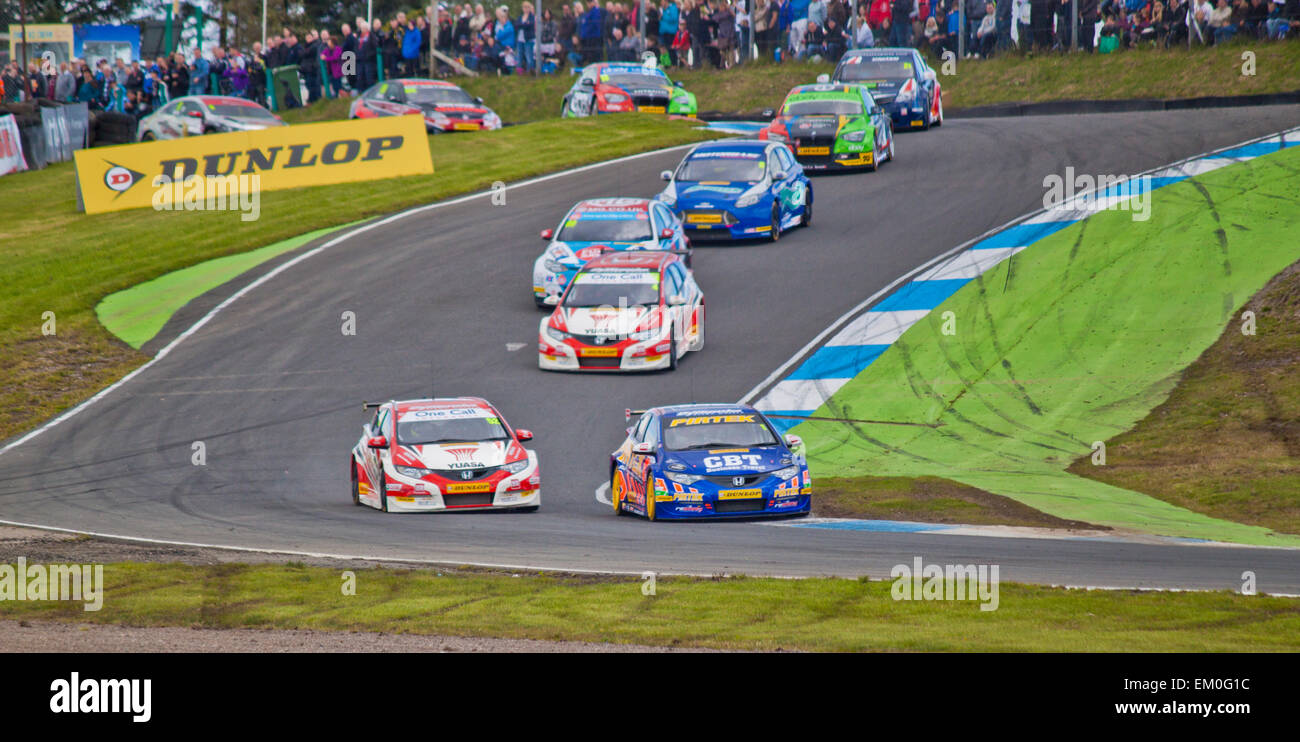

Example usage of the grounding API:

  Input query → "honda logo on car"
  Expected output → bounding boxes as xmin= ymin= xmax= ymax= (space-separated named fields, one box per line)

xmin=73 ymin=115 xmax=433 ymax=215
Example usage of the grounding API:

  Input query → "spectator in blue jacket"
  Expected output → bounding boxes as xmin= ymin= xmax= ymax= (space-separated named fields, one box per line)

xmin=402 ymin=18 xmax=423 ymax=76
xmin=659 ymin=0 xmax=680 ymax=55
xmin=188 ymin=47 xmax=209 ymax=94
xmin=495 ymin=6 xmax=517 ymax=71
xmin=579 ymin=2 xmax=606 ymax=62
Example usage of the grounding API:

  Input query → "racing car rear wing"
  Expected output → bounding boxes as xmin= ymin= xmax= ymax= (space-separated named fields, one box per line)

xmin=625 ymin=408 xmax=648 ymax=422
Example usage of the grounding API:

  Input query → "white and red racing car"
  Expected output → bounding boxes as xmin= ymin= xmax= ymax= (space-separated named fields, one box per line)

xmin=350 ymin=397 xmax=539 ymax=512
xmin=538 ymin=251 xmax=704 ymax=372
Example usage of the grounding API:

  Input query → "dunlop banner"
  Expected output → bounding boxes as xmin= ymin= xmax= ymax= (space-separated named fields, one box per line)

xmin=73 ymin=115 xmax=432 ymax=215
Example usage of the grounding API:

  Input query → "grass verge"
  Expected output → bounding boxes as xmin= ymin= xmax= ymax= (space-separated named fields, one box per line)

xmin=1069 ymin=261 xmax=1300 ymax=535
xmin=791 ymin=141 xmax=1300 ymax=545
xmin=279 ymin=42 xmax=1300 ymax=125
xmin=1 ymin=561 xmax=1296 ymax=651
xmin=0 ymin=115 xmax=716 ymax=441
xmin=813 ymin=475 xmax=1101 ymax=529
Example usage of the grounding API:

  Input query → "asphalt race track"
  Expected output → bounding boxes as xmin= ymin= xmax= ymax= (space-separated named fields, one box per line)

xmin=4 ymin=106 xmax=1300 ymax=592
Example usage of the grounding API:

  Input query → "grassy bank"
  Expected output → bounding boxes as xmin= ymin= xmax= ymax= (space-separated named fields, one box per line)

xmin=1069 ymin=261 xmax=1300 ymax=535
xmin=791 ymin=140 xmax=1300 ymax=545
xmin=280 ymin=41 xmax=1300 ymax=125
xmin=1 ymin=561 xmax=1296 ymax=651
xmin=814 ymin=475 xmax=1100 ymax=528
xmin=0 ymin=116 xmax=715 ymax=441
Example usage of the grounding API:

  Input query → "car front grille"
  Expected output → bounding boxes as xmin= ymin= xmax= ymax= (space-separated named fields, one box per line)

xmin=442 ymin=492 xmax=495 ymax=507
xmin=432 ymin=465 xmax=500 ymax=480
xmin=683 ymin=210 xmax=737 ymax=227
xmin=704 ymin=474 xmax=766 ymax=487
xmin=577 ymin=356 xmax=623 ymax=369
xmin=714 ymin=497 xmax=767 ymax=514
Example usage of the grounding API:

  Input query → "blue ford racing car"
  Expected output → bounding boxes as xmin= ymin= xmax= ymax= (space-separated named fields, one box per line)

xmin=531 ymin=197 xmax=691 ymax=308
xmin=657 ymin=140 xmax=813 ymax=242
xmin=609 ymin=404 xmax=811 ymax=520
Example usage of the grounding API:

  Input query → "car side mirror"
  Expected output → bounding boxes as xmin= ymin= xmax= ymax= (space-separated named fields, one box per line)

xmin=540 ymin=228 xmax=554 ymax=240
xmin=543 ymin=294 xmax=560 ymax=306
xmin=673 ymin=80 xmax=684 ymax=88
xmin=924 ymin=69 xmax=937 ymax=82
xmin=771 ymin=170 xmax=787 ymax=181
xmin=367 ymin=435 xmax=389 ymax=449
xmin=659 ymin=227 xmax=674 ymax=239
xmin=784 ymin=434 xmax=803 ymax=449
xmin=816 ymin=73 xmax=830 ymax=83
xmin=667 ymin=294 xmax=687 ymax=306
xmin=760 ymin=108 xmax=776 ymax=120
xmin=579 ymin=78 xmax=594 ymax=87
xmin=515 ymin=429 xmax=533 ymax=442
xmin=660 ymin=169 xmax=673 ymax=181
xmin=475 ymin=96 xmax=484 ymax=104
xmin=632 ymin=442 xmax=656 ymax=456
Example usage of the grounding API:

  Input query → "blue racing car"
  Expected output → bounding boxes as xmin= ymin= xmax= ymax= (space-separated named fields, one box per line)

xmin=531 ymin=197 xmax=691 ymax=308
xmin=831 ymin=48 xmax=944 ymax=131
xmin=609 ymin=403 xmax=811 ymax=520
xmin=657 ymin=140 xmax=813 ymax=242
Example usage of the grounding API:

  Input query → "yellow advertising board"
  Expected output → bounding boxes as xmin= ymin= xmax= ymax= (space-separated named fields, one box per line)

xmin=73 ymin=115 xmax=433 ymax=215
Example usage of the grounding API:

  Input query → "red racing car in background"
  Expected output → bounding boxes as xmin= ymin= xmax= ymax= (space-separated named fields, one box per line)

xmin=351 ymin=397 xmax=538 ymax=513
xmin=349 ymin=78 xmax=502 ymax=133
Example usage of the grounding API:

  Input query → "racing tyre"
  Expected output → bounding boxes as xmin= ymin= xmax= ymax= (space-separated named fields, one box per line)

xmin=769 ymin=205 xmax=782 ymax=242
xmin=867 ymin=139 xmax=880 ymax=172
xmin=140 ymin=131 xmax=155 ymax=142
xmin=933 ymin=95 xmax=943 ymax=127
xmin=668 ymin=328 xmax=679 ymax=371
xmin=645 ymin=482 xmax=657 ymax=521
xmin=379 ymin=478 xmax=390 ymax=512
xmin=351 ymin=461 xmax=361 ymax=506
xmin=611 ymin=470 xmax=627 ymax=515
xmin=887 ymin=126 xmax=895 ymax=162
xmin=801 ymin=193 xmax=813 ymax=227
xmin=515 ymin=505 xmax=539 ymax=512
xmin=691 ymin=305 xmax=706 ymax=351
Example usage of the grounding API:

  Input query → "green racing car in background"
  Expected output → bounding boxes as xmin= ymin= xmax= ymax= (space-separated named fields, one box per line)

xmin=757 ymin=80 xmax=894 ymax=172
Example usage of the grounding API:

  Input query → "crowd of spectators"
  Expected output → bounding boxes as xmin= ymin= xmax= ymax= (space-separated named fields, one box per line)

xmin=2 ymin=0 xmax=1295 ymax=114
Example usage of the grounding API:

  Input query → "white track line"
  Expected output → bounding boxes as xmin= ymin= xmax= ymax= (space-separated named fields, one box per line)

xmin=0 ymin=141 xmax=701 ymax=459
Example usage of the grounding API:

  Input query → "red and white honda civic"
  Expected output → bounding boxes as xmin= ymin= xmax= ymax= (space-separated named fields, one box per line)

xmin=538 ymin=251 xmax=705 ymax=372
xmin=350 ymin=397 xmax=539 ymax=513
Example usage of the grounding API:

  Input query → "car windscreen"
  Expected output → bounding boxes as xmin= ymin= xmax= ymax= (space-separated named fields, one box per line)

xmin=677 ymin=153 xmax=766 ymax=182
xmin=396 ymin=414 xmax=508 ymax=445
xmin=662 ymin=416 xmax=780 ymax=451
xmin=836 ymin=56 xmax=914 ymax=81
xmin=557 ymin=213 xmax=653 ymax=242
xmin=563 ymin=271 xmax=660 ymax=307
xmin=208 ymin=103 xmax=277 ymax=119
xmin=406 ymin=85 xmax=476 ymax=105
xmin=602 ymin=71 xmax=668 ymax=88
xmin=782 ymin=97 xmax=863 ymax=116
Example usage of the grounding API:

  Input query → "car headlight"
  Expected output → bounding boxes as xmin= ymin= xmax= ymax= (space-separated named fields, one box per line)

xmin=771 ymin=465 xmax=801 ymax=481
xmin=630 ymin=323 xmax=666 ymax=341
xmin=502 ymin=459 xmax=529 ymax=475
xmin=545 ymin=325 xmax=571 ymax=342
xmin=843 ymin=130 xmax=867 ymax=142
xmin=395 ymin=465 xmax=433 ymax=479
xmin=736 ymin=192 xmax=761 ymax=208
xmin=604 ymin=93 xmax=628 ymax=104
xmin=673 ymin=96 xmax=691 ymax=107
xmin=544 ymin=259 xmax=569 ymax=273
xmin=665 ymin=471 xmax=704 ymax=485
xmin=484 ymin=112 xmax=501 ymax=128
